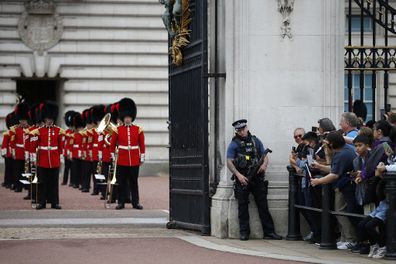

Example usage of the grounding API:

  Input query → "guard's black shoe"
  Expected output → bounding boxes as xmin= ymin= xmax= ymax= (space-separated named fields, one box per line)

xmin=14 ymin=188 xmax=22 ymax=192
xmin=263 ymin=232 xmax=282 ymax=240
xmin=91 ymin=191 xmax=99 ymax=196
xmin=72 ymin=184 xmax=78 ymax=189
xmin=23 ymin=195 xmax=31 ymax=200
xmin=132 ymin=204 xmax=143 ymax=210
xmin=81 ymin=189 xmax=89 ymax=193
xmin=61 ymin=182 xmax=67 ymax=186
xmin=100 ymin=195 xmax=105 ymax=200
xmin=240 ymin=234 xmax=249 ymax=241
xmin=51 ymin=204 xmax=62 ymax=209
xmin=36 ymin=204 xmax=45 ymax=210
xmin=115 ymin=204 xmax=124 ymax=210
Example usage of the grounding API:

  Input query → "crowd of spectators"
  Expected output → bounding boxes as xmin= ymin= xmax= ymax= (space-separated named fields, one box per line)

xmin=289 ymin=100 xmax=393 ymax=259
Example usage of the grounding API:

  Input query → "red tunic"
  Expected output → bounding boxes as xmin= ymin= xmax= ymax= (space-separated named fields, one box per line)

xmin=12 ymin=126 xmax=28 ymax=161
xmin=1 ymin=132 xmax=10 ymax=158
xmin=92 ymin=129 xmax=99 ymax=162
xmin=110 ymin=124 xmax=145 ymax=167
xmin=32 ymin=126 xmax=64 ymax=168
xmin=72 ymin=132 xmax=83 ymax=159
xmin=63 ymin=129 xmax=73 ymax=159
xmin=86 ymin=129 xmax=93 ymax=162
xmin=101 ymin=131 xmax=111 ymax=163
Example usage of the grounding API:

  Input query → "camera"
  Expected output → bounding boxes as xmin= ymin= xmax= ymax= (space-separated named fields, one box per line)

xmin=292 ymin=146 xmax=296 ymax=152
xmin=311 ymin=126 xmax=318 ymax=133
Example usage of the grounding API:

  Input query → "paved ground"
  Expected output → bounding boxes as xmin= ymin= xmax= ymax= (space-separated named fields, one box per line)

xmin=0 ymin=173 xmax=393 ymax=264
xmin=0 ymin=175 xmax=169 ymax=210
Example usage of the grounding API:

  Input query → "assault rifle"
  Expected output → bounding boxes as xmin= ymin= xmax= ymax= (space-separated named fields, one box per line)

xmin=245 ymin=148 xmax=273 ymax=182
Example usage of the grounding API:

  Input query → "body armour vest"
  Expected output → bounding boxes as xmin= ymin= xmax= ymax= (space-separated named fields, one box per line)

xmin=233 ymin=135 xmax=259 ymax=171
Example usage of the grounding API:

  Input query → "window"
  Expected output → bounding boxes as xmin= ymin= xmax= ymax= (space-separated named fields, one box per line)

xmin=344 ymin=74 xmax=373 ymax=121
xmin=346 ymin=15 xmax=373 ymax=33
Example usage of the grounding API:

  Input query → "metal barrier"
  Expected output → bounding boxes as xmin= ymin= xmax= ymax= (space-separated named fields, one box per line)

xmin=286 ymin=166 xmax=396 ymax=259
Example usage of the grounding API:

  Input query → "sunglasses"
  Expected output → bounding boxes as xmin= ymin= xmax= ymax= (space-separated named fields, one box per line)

xmin=294 ymin=134 xmax=302 ymax=139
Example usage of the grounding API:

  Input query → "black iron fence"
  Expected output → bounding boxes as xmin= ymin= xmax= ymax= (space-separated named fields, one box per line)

xmin=286 ymin=166 xmax=396 ymax=259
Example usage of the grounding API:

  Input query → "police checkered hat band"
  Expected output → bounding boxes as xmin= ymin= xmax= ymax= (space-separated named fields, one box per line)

xmin=232 ymin=119 xmax=247 ymax=129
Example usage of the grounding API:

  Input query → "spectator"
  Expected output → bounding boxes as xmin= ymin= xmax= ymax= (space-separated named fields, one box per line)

xmin=353 ymin=99 xmax=367 ymax=126
xmin=339 ymin=112 xmax=360 ymax=148
xmin=358 ymin=127 xmax=374 ymax=148
xmin=289 ymin=128 xmax=306 ymax=174
xmin=311 ymin=131 xmax=362 ymax=250
xmin=352 ymin=176 xmax=388 ymax=259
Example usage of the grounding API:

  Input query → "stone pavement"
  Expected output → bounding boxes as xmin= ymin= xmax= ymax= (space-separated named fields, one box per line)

xmin=0 ymin=174 xmax=392 ymax=264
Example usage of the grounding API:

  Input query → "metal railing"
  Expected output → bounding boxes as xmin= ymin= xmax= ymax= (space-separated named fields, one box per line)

xmin=286 ymin=166 xmax=396 ymax=259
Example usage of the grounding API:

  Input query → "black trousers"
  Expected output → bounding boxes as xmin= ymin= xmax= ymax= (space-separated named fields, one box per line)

xmin=117 ymin=165 xmax=140 ymax=205
xmin=62 ymin=158 xmax=72 ymax=184
xmin=340 ymin=184 xmax=364 ymax=228
xmin=98 ymin=161 xmax=110 ymax=196
xmin=357 ymin=216 xmax=386 ymax=247
xmin=91 ymin=161 xmax=99 ymax=193
xmin=81 ymin=160 xmax=92 ymax=190
xmin=71 ymin=158 xmax=81 ymax=187
xmin=4 ymin=157 xmax=12 ymax=187
xmin=234 ymin=177 xmax=275 ymax=236
xmin=37 ymin=167 xmax=60 ymax=206
xmin=13 ymin=159 xmax=24 ymax=191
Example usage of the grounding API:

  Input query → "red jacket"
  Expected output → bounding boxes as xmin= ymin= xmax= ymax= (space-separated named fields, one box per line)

xmin=11 ymin=126 xmax=28 ymax=160
xmin=110 ymin=124 xmax=145 ymax=167
xmin=72 ymin=132 xmax=83 ymax=159
xmin=91 ymin=129 xmax=99 ymax=162
xmin=101 ymin=131 xmax=111 ymax=163
xmin=31 ymin=126 xmax=65 ymax=168
xmin=1 ymin=132 xmax=10 ymax=158
xmin=27 ymin=125 xmax=38 ymax=156
xmin=63 ymin=129 xmax=73 ymax=159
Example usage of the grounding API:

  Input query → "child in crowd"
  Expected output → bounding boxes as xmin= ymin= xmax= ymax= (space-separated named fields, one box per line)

xmin=354 ymin=178 xmax=388 ymax=259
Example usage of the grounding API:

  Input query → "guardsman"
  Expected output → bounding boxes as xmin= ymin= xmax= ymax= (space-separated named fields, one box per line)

xmin=31 ymin=102 xmax=64 ymax=210
xmin=10 ymin=102 xmax=30 ymax=193
xmin=71 ymin=112 xmax=84 ymax=189
xmin=110 ymin=98 xmax=145 ymax=210
xmin=1 ymin=112 xmax=15 ymax=188
xmin=80 ymin=109 xmax=92 ymax=193
xmin=91 ymin=105 xmax=105 ymax=196
xmin=61 ymin=111 xmax=76 ymax=186
xmin=24 ymin=104 xmax=40 ymax=201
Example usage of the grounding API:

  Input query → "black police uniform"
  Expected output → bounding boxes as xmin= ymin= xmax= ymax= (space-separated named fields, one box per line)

xmin=230 ymin=133 xmax=278 ymax=239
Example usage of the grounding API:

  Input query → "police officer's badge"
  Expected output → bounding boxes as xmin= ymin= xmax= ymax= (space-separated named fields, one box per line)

xmin=18 ymin=0 xmax=63 ymax=53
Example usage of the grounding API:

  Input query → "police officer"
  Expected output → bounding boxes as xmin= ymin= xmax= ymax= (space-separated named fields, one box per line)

xmin=110 ymin=98 xmax=145 ymax=210
xmin=226 ymin=119 xmax=282 ymax=241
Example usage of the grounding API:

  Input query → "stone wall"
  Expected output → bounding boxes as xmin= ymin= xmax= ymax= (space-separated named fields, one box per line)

xmin=0 ymin=0 xmax=169 ymax=174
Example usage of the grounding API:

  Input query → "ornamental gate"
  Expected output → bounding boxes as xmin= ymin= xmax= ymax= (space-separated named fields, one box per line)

xmin=166 ymin=0 xmax=210 ymax=234
xmin=345 ymin=0 xmax=396 ymax=118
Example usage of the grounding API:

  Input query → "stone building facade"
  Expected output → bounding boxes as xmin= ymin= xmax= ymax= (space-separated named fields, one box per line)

xmin=0 ymin=0 xmax=169 ymax=174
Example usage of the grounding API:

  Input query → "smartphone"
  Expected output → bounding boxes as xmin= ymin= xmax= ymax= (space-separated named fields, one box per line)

xmin=383 ymin=142 xmax=394 ymax=156
xmin=292 ymin=146 xmax=296 ymax=152
xmin=311 ymin=126 xmax=318 ymax=132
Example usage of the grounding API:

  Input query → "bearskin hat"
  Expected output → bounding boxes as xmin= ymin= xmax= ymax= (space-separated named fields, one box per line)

xmin=28 ymin=103 xmax=39 ymax=124
xmin=91 ymin=104 xmax=105 ymax=124
xmin=64 ymin=110 xmax=76 ymax=127
xmin=5 ymin=112 xmax=14 ymax=129
xmin=353 ymin=100 xmax=367 ymax=121
xmin=35 ymin=103 xmax=44 ymax=124
xmin=41 ymin=101 xmax=59 ymax=122
xmin=15 ymin=102 xmax=30 ymax=121
xmin=72 ymin=112 xmax=85 ymax=128
xmin=118 ymin=97 xmax=137 ymax=121
xmin=110 ymin=102 xmax=119 ymax=124
xmin=82 ymin=108 xmax=92 ymax=124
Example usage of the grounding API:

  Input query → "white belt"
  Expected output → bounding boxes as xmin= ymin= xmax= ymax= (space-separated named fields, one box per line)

xmin=39 ymin=146 xmax=58 ymax=150
xmin=16 ymin=144 xmax=24 ymax=148
xmin=118 ymin=145 xmax=139 ymax=150
xmin=73 ymin=144 xmax=79 ymax=148
xmin=93 ymin=144 xmax=98 ymax=147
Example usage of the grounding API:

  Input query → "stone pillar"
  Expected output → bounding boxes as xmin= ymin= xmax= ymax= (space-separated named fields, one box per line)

xmin=210 ymin=0 xmax=345 ymax=238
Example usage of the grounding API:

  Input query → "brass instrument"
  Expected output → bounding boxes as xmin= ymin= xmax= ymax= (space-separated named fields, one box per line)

xmin=97 ymin=113 xmax=118 ymax=145
xmin=30 ymin=159 xmax=39 ymax=209
xmin=96 ymin=113 xmax=118 ymax=208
